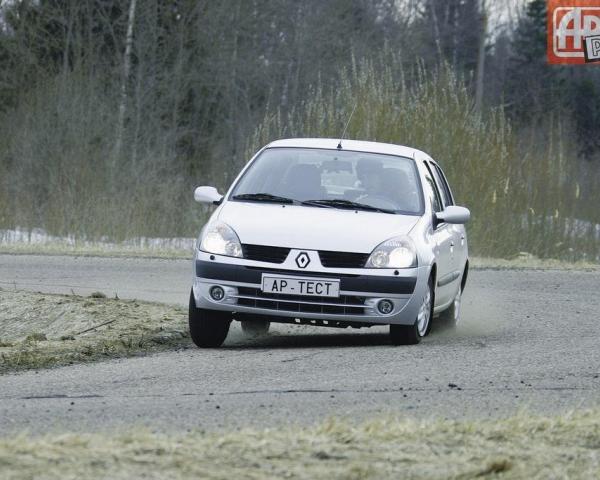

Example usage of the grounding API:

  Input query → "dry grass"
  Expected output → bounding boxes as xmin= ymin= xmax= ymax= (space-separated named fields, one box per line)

xmin=0 ymin=410 xmax=599 ymax=479
xmin=2 ymin=59 xmax=599 ymax=262
xmin=0 ymin=290 xmax=188 ymax=373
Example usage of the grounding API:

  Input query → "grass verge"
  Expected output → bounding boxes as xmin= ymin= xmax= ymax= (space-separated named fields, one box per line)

xmin=472 ymin=255 xmax=600 ymax=271
xmin=0 ymin=241 xmax=192 ymax=259
xmin=1 ymin=410 xmax=599 ymax=479
xmin=0 ymin=290 xmax=188 ymax=373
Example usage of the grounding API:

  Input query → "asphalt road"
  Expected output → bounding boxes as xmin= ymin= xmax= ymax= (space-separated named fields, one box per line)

xmin=1 ymin=254 xmax=599 ymax=434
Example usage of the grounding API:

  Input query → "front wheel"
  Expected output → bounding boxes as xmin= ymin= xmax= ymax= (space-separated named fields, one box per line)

xmin=390 ymin=276 xmax=434 ymax=345
xmin=188 ymin=290 xmax=231 ymax=348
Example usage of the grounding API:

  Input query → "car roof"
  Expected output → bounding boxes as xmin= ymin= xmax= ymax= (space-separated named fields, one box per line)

xmin=265 ymin=138 xmax=430 ymax=161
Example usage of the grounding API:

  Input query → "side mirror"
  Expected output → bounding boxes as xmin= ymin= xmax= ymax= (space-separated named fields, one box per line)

xmin=194 ymin=186 xmax=223 ymax=205
xmin=436 ymin=205 xmax=470 ymax=224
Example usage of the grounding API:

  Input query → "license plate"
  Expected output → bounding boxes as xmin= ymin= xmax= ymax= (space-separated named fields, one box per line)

xmin=261 ymin=274 xmax=340 ymax=297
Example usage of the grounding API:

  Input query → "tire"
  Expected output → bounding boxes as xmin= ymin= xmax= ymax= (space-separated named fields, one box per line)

xmin=188 ymin=290 xmax=231 ymax=348
xmin=240 ymin=316 xmax=270 ymax=336
xmin=439 ymin=285 xmax=462 ymax=328
xmin=389 ymin=275 xmax=434 ymax=345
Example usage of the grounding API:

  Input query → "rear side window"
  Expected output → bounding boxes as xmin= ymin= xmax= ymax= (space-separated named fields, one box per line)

xmin=431 ymin=163 xmax=454 ymax=207
xmin=422 ymin=162 xmax=443 ymax=212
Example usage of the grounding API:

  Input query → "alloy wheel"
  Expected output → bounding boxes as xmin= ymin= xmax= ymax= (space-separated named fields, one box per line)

xmin=417 ymin=289 xmax=431 ymax=336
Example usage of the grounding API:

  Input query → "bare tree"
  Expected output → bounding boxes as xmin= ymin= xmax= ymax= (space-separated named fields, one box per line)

xmin=474 ymin=0 xmax=487 ymax=113
xmin=114 ymin=0 xmax=137 ymax=163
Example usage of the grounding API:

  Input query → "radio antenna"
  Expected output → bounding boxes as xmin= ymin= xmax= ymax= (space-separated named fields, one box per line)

xmin=337 ymin=103 xmax=357 ymax=150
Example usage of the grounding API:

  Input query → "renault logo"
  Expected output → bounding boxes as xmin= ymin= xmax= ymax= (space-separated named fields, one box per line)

xmin=295 ymin=252 xmax=310 ymax=269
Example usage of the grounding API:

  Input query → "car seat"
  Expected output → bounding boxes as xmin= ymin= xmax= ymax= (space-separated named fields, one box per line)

xmin=281 ymin=164 xmax=326 ymax=200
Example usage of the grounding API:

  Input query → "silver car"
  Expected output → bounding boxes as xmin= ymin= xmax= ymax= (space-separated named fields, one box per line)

xmin=190 ymin=138 xmax=470 ymax=347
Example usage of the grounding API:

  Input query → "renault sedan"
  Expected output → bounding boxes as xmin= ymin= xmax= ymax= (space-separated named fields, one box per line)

xmin=190 ymin=138 xmax=470 ymax=347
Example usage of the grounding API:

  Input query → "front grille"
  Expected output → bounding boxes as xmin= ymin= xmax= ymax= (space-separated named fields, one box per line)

xmin=245 ymin=266 xmax=360 ymax=278
xmin=235 ymin=287 xmax=366 ymax=315
xmin=318 ymin=250 xmax=370 ymax=268
xmin=242 ymin=244 xmax=290 ymax=264
xmin=241 ymin=244 xmax=370 ymax=269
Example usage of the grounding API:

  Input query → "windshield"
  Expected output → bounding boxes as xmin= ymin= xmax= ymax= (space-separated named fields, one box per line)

xmin=229 ymin=148 xmax=424 ymax=215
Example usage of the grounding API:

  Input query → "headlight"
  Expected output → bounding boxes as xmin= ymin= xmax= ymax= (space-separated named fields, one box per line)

xmin=198 ymin=222 xmax=243 ymax=258
xmin=366 ymin=236 xmax=417 ymax=268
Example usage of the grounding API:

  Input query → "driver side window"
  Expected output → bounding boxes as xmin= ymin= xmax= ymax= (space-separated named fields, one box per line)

xmin=431 ymin=163 xmax=454 ymax=207
xmin=423 ymin=163 xmax=443 ymax=213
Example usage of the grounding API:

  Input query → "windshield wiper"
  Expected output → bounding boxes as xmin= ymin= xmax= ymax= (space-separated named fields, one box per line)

xmin=302 ymin=199 xmax=396 ymax=214
xmin=232 ymin=193 xmax=297 ymax=204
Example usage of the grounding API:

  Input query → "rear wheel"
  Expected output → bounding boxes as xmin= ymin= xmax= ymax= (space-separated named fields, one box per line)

xmin=240 ymin=316 xmax=270 ymax=336
xmin=390 ymin=276 xmax=434 ymax=345
xmin=439 ymin=263 xmax=467 ymax=329
xmin=188 ymin=290 xmax=231 ymax=348
xmin=439 ymin=285 xmax=462 ymax=328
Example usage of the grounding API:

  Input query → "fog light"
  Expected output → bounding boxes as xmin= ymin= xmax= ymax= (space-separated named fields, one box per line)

xmin=210 ymin=286 xmax=225 ymax=301
xmin=377 ymin=299 xmax=394 ymax=314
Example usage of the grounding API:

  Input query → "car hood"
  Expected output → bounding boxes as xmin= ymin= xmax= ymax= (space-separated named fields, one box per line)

xmin=217 ymin=201 xmax=420 ymax=252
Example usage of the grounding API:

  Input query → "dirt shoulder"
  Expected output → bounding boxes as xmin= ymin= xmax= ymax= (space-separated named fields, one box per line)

xmin=1 ymin=410 xmax=598 ymax=479
xmin=0 ymin=289 xmax=188 ymax=373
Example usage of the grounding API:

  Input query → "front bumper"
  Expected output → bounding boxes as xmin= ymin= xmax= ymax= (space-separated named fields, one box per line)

xmin=192 ymin=251 xmax=430 ymax=326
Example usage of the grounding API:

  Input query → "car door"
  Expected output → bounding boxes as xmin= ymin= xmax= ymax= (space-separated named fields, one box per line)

xmin=431 ymin=162 xmax=467 ymax=277
xmin=421 ymin=160 xmax=455 ymax=307
xmin=431 ymin=162 xmax=467 ymax=294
